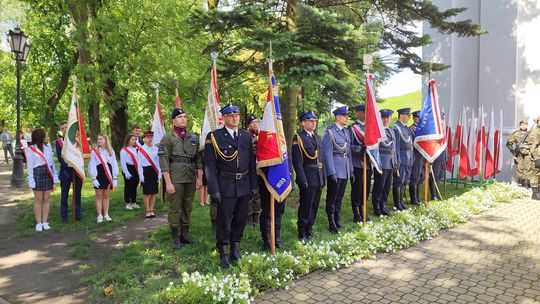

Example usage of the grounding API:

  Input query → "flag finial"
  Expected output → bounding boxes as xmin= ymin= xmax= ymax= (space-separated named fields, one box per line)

xmin=152 ymin=83 xmax=159 ymax=95
xmin=173 ymin=78 xmax=178 ymax=89
xmin=211 ymin=52 xmax=218 ymax=65
xmin=71 ymin=75 xmax=77 ymax=90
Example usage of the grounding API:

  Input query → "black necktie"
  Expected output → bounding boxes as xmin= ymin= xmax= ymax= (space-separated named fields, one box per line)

xmin=233 ymin=131 xmax=238 ymax=141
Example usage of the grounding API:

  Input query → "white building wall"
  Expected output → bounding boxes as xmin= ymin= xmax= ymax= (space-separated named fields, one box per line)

xmin=423 ymin=0 xmax=540 ymax=182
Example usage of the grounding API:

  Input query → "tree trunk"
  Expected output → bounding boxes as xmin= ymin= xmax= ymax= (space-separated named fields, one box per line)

xmin=108 ymin=102 xmax=128 ymax=153
xmin=282 ymin=87 xmax=301 ymax=153
xmin=69 ymin=0 xmax=101 ymax=143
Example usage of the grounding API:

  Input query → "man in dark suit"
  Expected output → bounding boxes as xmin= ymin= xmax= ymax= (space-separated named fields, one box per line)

xmin=409 ymin=110 xmax=423 ymax=205
xmin=204 ymin=104 xmax=258 ymax=269
xmin=56 ymin=121 xmax=83 ymax=222
xmin=292 ymin=111 xmax=326 ymax=240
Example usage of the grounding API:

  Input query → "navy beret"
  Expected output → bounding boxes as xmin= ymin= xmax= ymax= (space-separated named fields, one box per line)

xmin=171 ymin=108 xmax=185 ymax=119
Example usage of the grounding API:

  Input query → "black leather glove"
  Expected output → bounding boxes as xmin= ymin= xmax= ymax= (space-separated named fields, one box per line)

xmin=249 ymin=189 xmax=258 ymax=200
xmin=350 ymin=175 xmax=356 ymax=184
xmin=210 ymin=192 xmax=222 ymax=204
xmin=329 ymin=175 xmax=338 ymax=184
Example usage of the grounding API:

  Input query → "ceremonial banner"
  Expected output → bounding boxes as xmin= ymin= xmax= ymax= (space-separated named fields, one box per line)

xmin=467 ymin=110 xmax=478 ymax=176
xmin=200 ymin=54 xmax=223 ymax=150
xmin=256 ymin=60 xmax=292 ymax=202
xmin=61 ymin=82 xmax=86 ymax=179
xmin=414 ymin=79 xmax=446 ymax=163
xmin=458 ymin=107 xmax=469 ymax=179
xmin=151 ymin=86 xmax=165 ymax=146
xmin=364 ymin=73 xmax=386 ymax=174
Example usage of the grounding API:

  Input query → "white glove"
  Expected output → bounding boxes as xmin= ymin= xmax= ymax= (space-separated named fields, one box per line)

xmin=93 ymin=179 xmax=100 ymax=188
xmin=125 ymin=173 xmax=132 ymax=180
xmin=53 ymin=174 xmax=59 ymax=184
xmin=29 ymin=180 xmax=36 ymax=189
xmin=139 ymin=174 xmax=145 ymax=184
xmin=113 ymin=179 xmax=118 ymax=188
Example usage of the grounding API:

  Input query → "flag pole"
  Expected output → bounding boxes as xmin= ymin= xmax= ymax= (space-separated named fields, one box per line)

xmin=424 ymin=160 xmax=429 ymax=207
xmin=268 ymin=42 xmax=277 ymax=255
xmin=153 ymin=83 xmax=164 ymax=206
xmin=71 ymin=76 xmax=78 ymax=224
xmin=362 ymin=153 xmax=367 ymax=224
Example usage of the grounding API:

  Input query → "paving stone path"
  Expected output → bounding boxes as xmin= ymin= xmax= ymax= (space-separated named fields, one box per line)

xmin=256 ymin=198 xmax=540 ymax=304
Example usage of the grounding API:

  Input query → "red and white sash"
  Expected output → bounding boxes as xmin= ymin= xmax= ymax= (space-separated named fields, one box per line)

xmin=351 ymin=124 xmax=365 ymax=143
xmin=57 ymin=139 xmax=63 ymax=148
xmin=28 ymin=145 xmax=54 ymax=180
xmin=122 ymin=147 xmax=139 ymax=173
xmin=92 ymin=148 xmax=113 ymax=187
xmin=138 ymin=146 xmax=159 ymax=175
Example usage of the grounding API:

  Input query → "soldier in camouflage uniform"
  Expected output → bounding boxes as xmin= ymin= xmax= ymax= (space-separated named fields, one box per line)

xmin=506 ymin=119 xmax=529 ymax=187
xmin=525 ymin=116 xmax=540 ymax=200
xmin=159 ymin=108 xmax=203 ymax=249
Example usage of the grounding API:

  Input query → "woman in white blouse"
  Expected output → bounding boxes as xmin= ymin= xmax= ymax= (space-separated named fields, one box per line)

xmin=120 ymin=134 xmax=141 ymax=210
xmin=88 ymin=133 xmax=119 ymax=223
xmin=138 ymin=130 xmax=161 ymax=218
xmin=26 ymin=128 xmax=59 ymax=232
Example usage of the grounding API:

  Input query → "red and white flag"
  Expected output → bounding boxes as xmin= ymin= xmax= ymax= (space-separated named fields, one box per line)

xmin=446 ymin=125 xmax=453 ymax=172
xmin=458 ymin=107 xmax=469 ymax=179
xmin=475 ymin=106 xmax=486 ymax=171
xmin=199 ymin=54 xmax=223 ymax=150
xmin=484 ymin=109 xmax=496 ymax=179
xmin=467 ymin=110 xmax=478 ymax=177
xmin=364 ymin=73 xmax=387 ymax=174
xmin=495 ymin=109 xmax=503 ymax=174
xmin=151 ymin=86 xmax=165 ymax=146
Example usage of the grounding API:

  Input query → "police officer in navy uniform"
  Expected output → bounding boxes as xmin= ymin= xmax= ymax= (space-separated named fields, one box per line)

xmin=322 ymin=106 xmax=353 ymax=233
xmin=392 ymin=108 xmax=413 ymax=211
xmin=292 ymin=111 xmax=326 ymax=240
xmin=204 ymin=104 xmax=258 ymax=269
xmin=408 ymin=110 xmax=423 ymax=205
xmin=349 ymin=104 xmax=371 ymax=222
xmin=372 ymin=109 xmax=398 ymax=216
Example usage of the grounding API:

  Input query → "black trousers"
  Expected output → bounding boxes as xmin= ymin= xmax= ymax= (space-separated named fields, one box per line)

xmin=60 ymin=168 xmax=83 ymax=221
xmin=123 ymin=164 xmax=139 ymax=204
xmin=372 ymin=169 xmax=393 ymax=209
xmin=259 ymin=182 xmax=286 ymax=245
xmin=216 ymin=195 xmax=249 ymax=246
xmin=298 ymin=185 xmax=322 ymax=232
xmin=351 ymin=167 xmax=372 ymax=211
xmin=325 ymin=177 xmax=347 ymax=216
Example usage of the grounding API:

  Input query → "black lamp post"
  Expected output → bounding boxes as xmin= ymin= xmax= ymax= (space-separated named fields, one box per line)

xmin=7 ymin=27 xmax=30 ymax=188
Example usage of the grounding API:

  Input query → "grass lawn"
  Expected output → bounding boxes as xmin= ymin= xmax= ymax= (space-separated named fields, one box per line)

xmin=379 ymin=90 xmax=422 ymax=122
xmin=85 ymin=179 xmax=469 ymax=302
xmin=15 ymin=176 xmax=168 ymax=237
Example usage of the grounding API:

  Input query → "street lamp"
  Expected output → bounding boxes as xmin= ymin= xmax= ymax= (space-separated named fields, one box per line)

xmin=7 ymin=27 xmax=30 ymax=188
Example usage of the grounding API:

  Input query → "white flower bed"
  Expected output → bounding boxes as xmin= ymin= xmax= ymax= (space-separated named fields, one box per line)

xmin=164 ymin=182 xmax=529 ymax=304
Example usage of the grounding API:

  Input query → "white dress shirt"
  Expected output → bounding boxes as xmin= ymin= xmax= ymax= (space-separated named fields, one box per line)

xmin=26 ymin=144 xmax=59 ymax=188
xmin=120 ymin=146 xmax=138 ymax=177
xmin=137 ymin=144 xmax=161 ymax=183
xmin=88 ymin=147 xmax=119 ymax=181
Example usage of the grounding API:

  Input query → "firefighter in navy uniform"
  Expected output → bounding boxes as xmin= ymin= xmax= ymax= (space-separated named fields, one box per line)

xmin=392 ymin=108 xmax=414 ymax=211
xmin=322 ymin=106 xmax=354 ymax=233
xmin=348 ymin=104 xmax=371 ymax=222
xmin=291 ymin=111 xmax=326 ymax=240
xmin=371 ymin=109 xmax=399 ymax=216
xmin=408 ymin=111 xmax=423 ymax=205
xmin=204 ymin=104 xmax=258 ymax=269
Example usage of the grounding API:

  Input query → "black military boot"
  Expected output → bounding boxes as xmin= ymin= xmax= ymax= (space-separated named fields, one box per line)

xmin=429 ymin=179 xmax=441 ymax=201
xmin=230 ymin=242 xmax=242 ymax=262
xmin=393 ymin=187 xmax=403 ymax=210
xmin=218 ymin=245 xmax=230 ymax=269
xmin=180 ymin=225 xmax=194 ymax=244
xmin=334 ymin=212 xmax=343 ymax=229
xmin=327 ymin=214 xmax=338 ymax=233
xmin=253 ymin=213 xmax=260 ymax=226
xmin=262 ymin=231 xmax=271 ymax=251
xmin=358 ymin=206 xmax=370 ymax=222
xmin=409 ymin=184 xmax=420 ymax=206
xmin=352 ymin=206 xmax=362 ymax=223
xmin=373 ymin=202 xmax=382 ymax=216
xmin=170 ymin=226 xmax=181 ymax=250
xmin=298 ymin=227 xmax=306 ymax=241
xmin=380 ymin=201 xmax=392 ymax=216
xmin=306 ymin=226 xmax=315 ymax=238
xmin=400 ymin=187 xmax=408 ymax=210
xmin=275 ymin=229 xmax=281 ymax=248
xmin=532 ymin=187 xmax=540 ymax=200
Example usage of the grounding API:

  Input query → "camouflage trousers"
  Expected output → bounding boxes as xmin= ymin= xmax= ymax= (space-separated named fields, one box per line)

xmin=523 ymin=155 xmax=539 ymax=187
